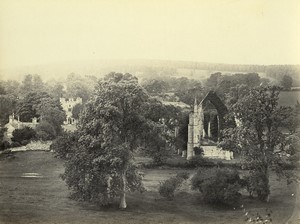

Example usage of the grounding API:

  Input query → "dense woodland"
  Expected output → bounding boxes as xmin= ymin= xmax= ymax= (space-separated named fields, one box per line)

xmin=0 ymin=70 xmax=298 ymax=144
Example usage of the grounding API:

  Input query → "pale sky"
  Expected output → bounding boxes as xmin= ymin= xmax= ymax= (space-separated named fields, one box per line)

xmin=0 ymin=0 xmax=299 ymax=69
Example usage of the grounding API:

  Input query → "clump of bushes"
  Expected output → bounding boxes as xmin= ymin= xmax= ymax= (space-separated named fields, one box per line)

xmin=144 ymin=137 xmax=171 ymax=166
xmin=187 ymin=156 xmax=215 ymax=168
xmin=10 ymin=142 xmax=21 ymax=148
xmin=159 ymin=172 xmax=189 ymax=200
xmin=191 ymin=167 xmax=242 ymax=206
xmin=0 ymin=140 xmax=10 ymax=151
xmin=36 ymin=121 xmax=57 ymax=141
xmin=11 ymin=127 xmax=36 ymax=146
xmin=193 ymin=146 xmax=204 ymax=156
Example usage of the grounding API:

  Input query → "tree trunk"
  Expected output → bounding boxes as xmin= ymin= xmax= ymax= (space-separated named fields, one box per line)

xmin=119 ymin=170 xmax=127 ymax=209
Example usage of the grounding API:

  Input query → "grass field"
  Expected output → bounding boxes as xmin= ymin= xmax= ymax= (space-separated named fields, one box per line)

xmin=278 ymin=91 xmax=300 ymax=107
xmin=0 ymin=151 xmax=298 ymax=224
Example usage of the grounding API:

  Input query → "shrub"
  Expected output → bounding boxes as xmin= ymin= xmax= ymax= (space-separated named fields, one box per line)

xmin=11 ymin=127 xmax=36 ymax=144
xmin=10 ymin=142 xmax=21 ymax=148
xmin=36 ymin=121 xmax=57 ymax=141
xmin=20 ymin=139 xmax=30 ymax=146
xmin=144 ymin=137 xmax=172 ymax=166
xmin=159 ymin=172 xmax=189 ymax=200
xmin=187 ymin=156 xmax=214 ymax=168
xmin=191 ymin=167 xmax=242 ymax=205
xmin=194 ymin=146 xmax=204 ymax=156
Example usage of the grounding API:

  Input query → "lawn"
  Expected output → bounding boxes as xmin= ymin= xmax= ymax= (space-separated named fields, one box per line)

xmin=0 ymin=151 xmax=298 ymax=224
xmin=278 ymin=91 xmax=300 ymax=107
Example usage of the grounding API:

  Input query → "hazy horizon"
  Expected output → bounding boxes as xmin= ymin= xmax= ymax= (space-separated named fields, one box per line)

xmin=1 ymin=0 xmax=300 ymax=71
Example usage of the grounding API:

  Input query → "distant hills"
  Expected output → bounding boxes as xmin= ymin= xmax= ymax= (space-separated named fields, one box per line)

xmin=0 ymin=59 xmax=299 ymax=85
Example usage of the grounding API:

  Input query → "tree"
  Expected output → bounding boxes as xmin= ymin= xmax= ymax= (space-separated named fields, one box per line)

xmin=20 ymin=74 xmax=33 ymax=95
xmin=0 ymin=95 xmax=17 ymax=125
xmin=65 ymin=73 xmax=96 ymax=102
xmin=17 ymin=91 xmax=49 ymax=121
xmin=225 ymin=84 xmax=250 ymax=108
xmin=219 ymin=86 xmax=296 ymax=201
xmin=59 ymin=73 xmax=165 ymax=208
xmin=36 ymin=97 xmax=66 ymax=134
xmin=175 ymin=83 xmax=204 ymax=106
xmin=35 ymin=121 xmax=57 ymax=140
xmin=175 ymin=113 xmax=189 ymax=153
xmin=142 ymin=79 xmax=169 ymax=95
xmin=0 ymin=80 xmax=20 ymax=97
xmin=281 ymin=75 xmax=293 ymax=90
xmin=0 ymin=127 xmax=9 ymax=150
xmin=143 ymin=123 xmax=171 ymax=165
xmin=11 ymin=127 xmax=36 ymax=145
xmin=17 ymin=91 xmax=65 ymax=134
xmin=51 ymin=131 xmax=79 ymax=160
xmin=32 ymin=74 xmax=45 ymax=92
xmin=205 ymin=72 xmax=222 ymax=90
xmin=47 ymin=82 xmax=65 ymax=100
xmin=0 ymin=82 xmax=6 ymax=95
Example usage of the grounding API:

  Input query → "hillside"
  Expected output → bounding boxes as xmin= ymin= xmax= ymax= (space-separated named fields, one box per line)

xmin=1 ymin=59 xmax=299 ymax=85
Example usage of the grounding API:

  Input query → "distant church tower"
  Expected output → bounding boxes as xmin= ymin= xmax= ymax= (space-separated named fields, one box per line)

xmin=187 ymin=98 xmax=204 ymax=160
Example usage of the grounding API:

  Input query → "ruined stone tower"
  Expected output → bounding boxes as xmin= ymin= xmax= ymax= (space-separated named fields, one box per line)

xmin=187 ymin=91 xmax=231 ymax=160
xmin=187 ymin=98 xmax=204 ymax=160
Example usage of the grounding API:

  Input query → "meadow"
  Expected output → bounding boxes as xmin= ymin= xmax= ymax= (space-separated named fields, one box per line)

xmin=278 ymin=91 xmax=300 ymax=107
xmin=0 ymin=151 xmax=298 ymax=224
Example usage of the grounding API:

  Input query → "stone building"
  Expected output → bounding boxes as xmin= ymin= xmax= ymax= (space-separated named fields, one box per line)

xmin=186 ymin=91 xmax=233 ymax=160
xmin=60 ymin=97 xmax=82 ymax=124
xmin=4 ymin=114 xmax=38 ymax=141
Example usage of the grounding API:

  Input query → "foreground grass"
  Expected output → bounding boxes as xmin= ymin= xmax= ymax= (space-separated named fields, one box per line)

xmin=0 ymin=151 xmax=297 ymax=224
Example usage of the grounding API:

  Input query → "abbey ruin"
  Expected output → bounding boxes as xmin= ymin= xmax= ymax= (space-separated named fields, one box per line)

xmin=187 ymin=91 xmax=233 ymax=160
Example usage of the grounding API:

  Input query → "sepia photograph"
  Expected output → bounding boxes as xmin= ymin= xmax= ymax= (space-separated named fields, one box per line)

xmin=0 ymin=0 xmax=299 ymax=223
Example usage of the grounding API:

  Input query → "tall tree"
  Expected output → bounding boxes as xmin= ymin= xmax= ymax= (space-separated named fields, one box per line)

xmin=175 ymin=82 xmax=204 ymax=106
xmin=20 ymin=74 xmax=33 ymax=95
xmin=219 ymin=86 xmax=296 ymax=201
xmin=281 ymin=75 xmax=293 ymax=90
xmin=65 ymin=73 xmax=96 ymax=102
xmin=32 ymin=74 xmax=45 ymax=92
xmin=142 ymin=79 xmax=169 ymax=95
xmin=35 ymin=97 xmax=66 ymax=134
xmin=17 ymin=91 xmax=65 ymax=135
xmin=1 ymin=80 xmax=20 ymax=97
xmin=48 ymin=82 xmax=65 ymax=99
xmin=0 ymin=95 xmax=17 ymax=125
xmin=59 ymin=73 xmax=165 ymax=208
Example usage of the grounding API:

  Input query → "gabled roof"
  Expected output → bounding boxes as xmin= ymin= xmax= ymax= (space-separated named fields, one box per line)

xmin=199 ymin=91 xmax=228 ymax=116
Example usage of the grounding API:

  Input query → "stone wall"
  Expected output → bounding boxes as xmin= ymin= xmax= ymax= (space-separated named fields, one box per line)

xmin=10 ymin=141 xmax=52 ymax=152
xmin=202 ymin=145 xmax=233 ymax=160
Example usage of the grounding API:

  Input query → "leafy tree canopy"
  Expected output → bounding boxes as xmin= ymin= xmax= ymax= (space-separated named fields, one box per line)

xmin=17 ymin=91 xmax=65 ymax=135
xmin=59 ymin=72 xmax=169 ymax=208
xmin=281 ymin=75 xmax=293 ymax=90
xmin=220 ymin=86 xmax=297 ymax=201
